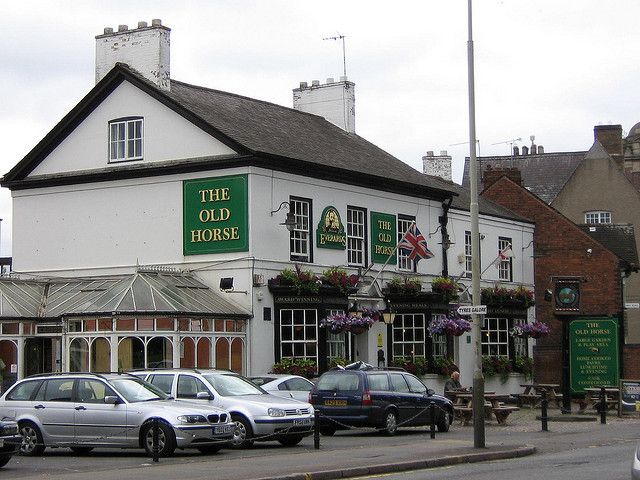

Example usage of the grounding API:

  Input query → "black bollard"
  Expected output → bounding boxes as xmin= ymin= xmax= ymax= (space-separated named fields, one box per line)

xmin=540 ymin=389 xmax=548 ymax=432
xmin=152 ymin=418 xmax=159 ymax=463
xmin=429 ymin=402 xmax=436 ymax=439
xmin=314 ymin=409 xmax=320 ymax=450
xmin=599 ymin=386 xmax=607 ymax=425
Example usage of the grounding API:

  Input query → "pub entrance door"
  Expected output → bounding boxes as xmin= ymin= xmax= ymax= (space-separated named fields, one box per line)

xmin=24 ymin=338 xmax=61 ymax=376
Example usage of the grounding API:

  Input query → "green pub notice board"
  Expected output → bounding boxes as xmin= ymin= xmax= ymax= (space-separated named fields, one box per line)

xmin=370 ymin=212 xmax=396 ymax=264
xmin=183 ymin=174 xmax=249 ymax=255
xmin=569 ymin=318 xmax=619 ymax=393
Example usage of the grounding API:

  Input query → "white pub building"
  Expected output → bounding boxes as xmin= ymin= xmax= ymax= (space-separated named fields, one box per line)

xmin=0 ymin=20 xmax=534 ymax=391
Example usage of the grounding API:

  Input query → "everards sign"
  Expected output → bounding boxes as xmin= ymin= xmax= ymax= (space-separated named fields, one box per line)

xmin=183 ymin=175 xmax=249 ymax=255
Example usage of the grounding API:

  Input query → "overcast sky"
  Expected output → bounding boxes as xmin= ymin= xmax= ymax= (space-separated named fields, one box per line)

xmin=2 ymin=0 xmax=639 ymax=256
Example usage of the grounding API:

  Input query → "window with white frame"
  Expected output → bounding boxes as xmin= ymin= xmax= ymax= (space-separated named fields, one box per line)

xmin=289 ymin=197 xmax=312 ymax=262
xmin=481 ymin=317 xmax=509 ymax=357
xmin=398 ymin=215 xmax=416 ymax=271
xmin=280 ymin=309 xmax=317 ymax=362
xmin=498 ymin=237 xmax=513 ymax=282
xmin=585 ymin=211 xmax=611 ymax=224
xmin=347 ymin=207 xmax=366 ymax=266
xmin=326 ymin=309 xmax=348 ymax=361
xmin=109 ymin=117 xmax=143 ymax=162
xmin=464 ymin=231 xmax=472 ymax=275
xmin=392 ymin=313 xmax=425 ymax=359
xmin=430 ymin=313 xmax=448 ymax=358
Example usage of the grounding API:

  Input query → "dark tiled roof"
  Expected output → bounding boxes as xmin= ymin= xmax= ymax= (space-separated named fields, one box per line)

xmin=578 ymin=224 xmax=639 ymax=270
xmin=462 ymin=151 xmax=586 ymax=204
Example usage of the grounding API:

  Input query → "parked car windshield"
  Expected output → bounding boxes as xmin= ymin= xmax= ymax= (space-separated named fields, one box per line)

xmin=203 ymin=374 xmax=266 ymax=396
xmin=317 ymin=372 xmax=361 ymax=391
xmin=109 ymin=377 xmax=168 ymax=402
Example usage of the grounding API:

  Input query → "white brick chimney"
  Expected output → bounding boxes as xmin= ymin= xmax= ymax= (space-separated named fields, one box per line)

xmin=293 ymin=77 xmax=355 ymax=133
xmin=423 ymin=150 xmax=452 ymax=181
xmin=95 ymin=19 xmax=171 ymax=91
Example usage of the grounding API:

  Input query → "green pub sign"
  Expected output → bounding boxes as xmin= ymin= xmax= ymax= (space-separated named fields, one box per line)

xmin=569 ymin=318 xmax=619 ymax=393
xmin=316 ymin=206 xmax=346 ymax=250
xmin=371 ymin=212 xmax=396 ymax=264
xmin=183 ymin=174 xmax=249 ymax=255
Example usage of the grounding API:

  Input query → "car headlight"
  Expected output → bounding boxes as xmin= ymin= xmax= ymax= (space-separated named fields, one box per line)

xmin=177 ymin=414 xmax=208 ymax=424
xmin=268 ymin=408 xmax=286 ymax=417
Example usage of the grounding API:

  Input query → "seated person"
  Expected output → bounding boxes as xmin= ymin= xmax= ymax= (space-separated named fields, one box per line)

xmin=444 ymin=371 xmax=466 ymax=400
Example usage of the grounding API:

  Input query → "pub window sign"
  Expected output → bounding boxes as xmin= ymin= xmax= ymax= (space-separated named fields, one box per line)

xmin=554 ymin=277 xmax=580 ymax=313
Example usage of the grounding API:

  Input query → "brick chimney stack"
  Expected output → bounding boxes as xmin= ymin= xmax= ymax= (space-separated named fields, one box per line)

xmin=95 ymin=19 xmax=171 ymax=91
xmin=594 ymin=124 xmax=623 ymax=156
xmin=482 ymin=165 xmax=522 ymax=191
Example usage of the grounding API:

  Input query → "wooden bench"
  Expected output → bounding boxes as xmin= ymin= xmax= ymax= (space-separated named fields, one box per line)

xmin=513 ymin=393 xmax=540 ymax=408
xmin=453 ymin=406 xmax=473 ymax=426
xmin=492 ymin=406 xmax=519 ymax=425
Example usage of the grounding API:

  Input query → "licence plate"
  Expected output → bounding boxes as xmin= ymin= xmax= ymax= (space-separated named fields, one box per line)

xmin=293 ymin=418 xmax=312 ymax=426
xmin=213 ymin=424 xmax=234 ymax=435
xmin=324 ymin=399 xmax=347 ymax=406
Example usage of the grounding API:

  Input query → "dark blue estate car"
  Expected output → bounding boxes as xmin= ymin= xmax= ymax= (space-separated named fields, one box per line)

xmin=309 ymin=363 xmax=453 ymax=436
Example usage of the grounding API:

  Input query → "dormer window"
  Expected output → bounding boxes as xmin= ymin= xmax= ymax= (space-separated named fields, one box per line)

xmin=109 ymin=117 xmax=143 ymax=162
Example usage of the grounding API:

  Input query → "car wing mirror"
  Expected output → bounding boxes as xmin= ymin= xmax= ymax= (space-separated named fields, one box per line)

xmin=426 ymin=388 xmax=435 ymax=396
xmin=104 ymin=395 xmax=120 ymax=405
xmin=196 ymin=391 xmax=213 ymax=400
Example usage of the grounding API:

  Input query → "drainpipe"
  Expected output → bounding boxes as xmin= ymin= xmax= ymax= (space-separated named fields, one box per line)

xmin=439 ymin=196 xmax=454 ymax=278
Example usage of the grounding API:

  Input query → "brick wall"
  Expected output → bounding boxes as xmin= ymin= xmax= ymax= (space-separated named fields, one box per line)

xmin=482 ymin=175 xmax=623 ymax=385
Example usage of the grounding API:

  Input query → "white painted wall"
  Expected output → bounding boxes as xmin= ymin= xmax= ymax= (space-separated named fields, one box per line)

xmin=28 ymin=81 xmax=236 ymax=177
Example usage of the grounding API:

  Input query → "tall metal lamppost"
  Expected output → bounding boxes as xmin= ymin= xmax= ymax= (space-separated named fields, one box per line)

xmin=467 ymin=0 xmax=485 ymax=448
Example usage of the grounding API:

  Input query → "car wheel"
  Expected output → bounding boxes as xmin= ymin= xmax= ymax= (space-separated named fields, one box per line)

xmin=436 ymin=411 xmax=451 ymax=432
xmin=19 ymin=421 xmax=45 ymax=456
xmin=277 ymin=435 xmax=304 ymax=447
xmin=230 ymin=415 xmax=254 ymax=449
xmin=319 ymin=426 xmax=336 ymax=436
xmin=0 ymin=455 xmax=11 ymax=468
xmin=197 ymin=445 xmax=222 ymax=454
xmin=142 ymin=421 xmax=176 ymax=457
xmin=382 ymin=410 xmax=398 ymax=436
xmin=70 ymin=446 xmax=94 ymax=455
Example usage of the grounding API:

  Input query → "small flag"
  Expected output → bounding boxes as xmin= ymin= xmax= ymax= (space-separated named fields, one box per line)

xmin=493 ymin=244 xmax=514 ymax=268
xmin=398 ymin=223 xmax=435 ymax=263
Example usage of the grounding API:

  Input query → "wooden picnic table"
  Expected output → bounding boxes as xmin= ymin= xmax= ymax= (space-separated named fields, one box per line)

xmin=452 ymin=392 xmax=518 ymax=425
xmin=515 ymin=383 xmax=563 ymax=408
xmin=580 ymin=387 xmax=620 ymax=412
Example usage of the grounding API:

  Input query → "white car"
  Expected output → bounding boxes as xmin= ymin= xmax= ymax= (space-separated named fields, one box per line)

xmin=132 ymin=369 xmax=314 ymax=448
xmin=633 ymin=444 xmax=640 ymax=479
xmin=0 ymin=373 xmax=234 ymax=457
xmin=250 ymin=375 xmax=315 ymax=403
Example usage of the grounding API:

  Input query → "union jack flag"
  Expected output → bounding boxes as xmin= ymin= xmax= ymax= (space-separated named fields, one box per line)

xmin=398 ymin=223 xmax=434 ymax=262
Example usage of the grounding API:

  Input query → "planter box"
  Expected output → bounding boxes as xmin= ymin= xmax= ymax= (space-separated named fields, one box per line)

xmin=484 ymin=373 xmax=528 ymax=395
xmin=420 ymin=374 xmax=446 ymax=394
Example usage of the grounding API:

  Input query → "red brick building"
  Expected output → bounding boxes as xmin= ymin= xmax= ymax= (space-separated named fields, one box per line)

xmin=482 ymin=172 xmax=639 ymax=402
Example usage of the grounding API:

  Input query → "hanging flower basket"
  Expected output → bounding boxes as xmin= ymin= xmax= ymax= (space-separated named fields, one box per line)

xmin=321 ymin=312 xmax=379 ymax=334
xmin=430 ymin=276 xmax=461 ymax=303
xmin=427 ymin=315 xmax=472 ymax=337
xmin=511 ymin=321 xmax=551 ymax=339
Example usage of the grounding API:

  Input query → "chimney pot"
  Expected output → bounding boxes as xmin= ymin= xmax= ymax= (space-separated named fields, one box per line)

xmin=538 ymin=145 xmax=544 ymax=154
xmin=513 ymin=146 xmax=519 ymax=156
xmin=118 ymin=24 xmax=128 ymax=32
xmin=440 ymin=150 xmax=447 ymax=156
xmin=522 ymin=146 xmax=529 ymax=155
xmin=311 ymin=80 xmax=320 ymax=87
xmin=151 ymin=19 xmax=162 ymax=27
xmin=104 ymin=27 xmax=114 ymax=35
xmin=426 ymin=151 xmax=434 ymax=156
xmin=299 ymin=81 xmax=308 ymax=89
xmin=326 ymin=77 xmax=334 ymax=84
xmin=531 ymin=144 xmax=537 ymax=155
xmin=138 ymin=21 xmax=148 ymax=28
xmin=340 ymin=75 xmax=348 ymax=82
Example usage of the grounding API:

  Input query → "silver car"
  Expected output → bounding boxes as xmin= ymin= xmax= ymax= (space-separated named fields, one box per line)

xmin=633 ymin=444 xmax=640 ymax=479
xmin=250 ymin=375 xmax=315 ymax=403
xmin=133 ymin=369 xmax=314 ymax=448
xmin=0 ymin=373 xmax=235 ymax=457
